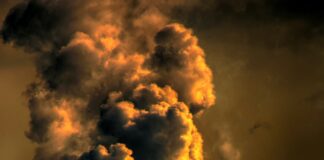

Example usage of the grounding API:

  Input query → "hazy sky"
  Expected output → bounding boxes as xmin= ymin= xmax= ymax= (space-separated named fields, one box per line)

xmin=1 ymin=1 xmax=35 ymax=160
xmin=1 ymin=0 xmax=324 ymax=160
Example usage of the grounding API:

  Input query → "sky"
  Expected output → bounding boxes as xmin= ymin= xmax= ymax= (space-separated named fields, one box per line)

xmin=1 ymin=0 xmax=324 ymax=160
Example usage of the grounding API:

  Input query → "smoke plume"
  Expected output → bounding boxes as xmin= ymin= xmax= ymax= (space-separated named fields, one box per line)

xmin=1 ymin=0 xmax=215 ymax=159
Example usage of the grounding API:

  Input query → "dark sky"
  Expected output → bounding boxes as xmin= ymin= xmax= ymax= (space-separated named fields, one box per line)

xmin=1 ymin=0 xmax=324 ymax=160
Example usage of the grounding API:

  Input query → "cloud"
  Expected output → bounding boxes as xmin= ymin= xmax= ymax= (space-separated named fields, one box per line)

xmin=1 ymin=0 xmax=215 ymax=160
xmin=149 ymin=24 xmax=215 ymax=113
xmin=80 ymin=144 xmax=134 ymax=160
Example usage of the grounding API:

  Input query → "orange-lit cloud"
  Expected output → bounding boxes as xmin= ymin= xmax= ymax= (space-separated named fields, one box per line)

xmin=1 ymin=0 xmax=214 ymax=159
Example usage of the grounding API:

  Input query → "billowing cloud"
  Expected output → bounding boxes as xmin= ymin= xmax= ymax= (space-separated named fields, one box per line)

xmin=149 ymin=24 xmax=215 ymax=113
xmin=80 ymin=144 xmax=134 ymax=160
xmin=1 ymin=0 xmax=215 ymax=160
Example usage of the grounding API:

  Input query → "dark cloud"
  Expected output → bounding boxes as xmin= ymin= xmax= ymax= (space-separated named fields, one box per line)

xmin=80 ymin=144 xmax=133 ymax=160
xmin=1 ymin=0 xmax=72 ymax=52
xmin=1 ymin=1 xmax=214 ymax=160
xmin=149 ymin=24 xmax=215 ymax=114
xmin=2 ymin=0 xmax=324 ymax=160
xmin=99 ymin=100 xmax=200 ymax=160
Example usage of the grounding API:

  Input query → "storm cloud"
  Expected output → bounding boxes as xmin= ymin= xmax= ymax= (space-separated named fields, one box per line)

xmin=1 ymin=0 xmax=215 ymax=160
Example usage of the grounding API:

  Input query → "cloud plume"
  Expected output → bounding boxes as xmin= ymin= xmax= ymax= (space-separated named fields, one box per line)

xmin=1 ymin=0 xmax=215 ymax=159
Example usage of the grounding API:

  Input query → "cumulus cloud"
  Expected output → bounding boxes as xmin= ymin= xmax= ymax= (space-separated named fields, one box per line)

xmin=150 ymin=24 xmax=215 ymax=113
xmin=80 ymin=144 xmax=134 ymax=160
xmin=1 ymin=0 xmax=214 ymax=159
